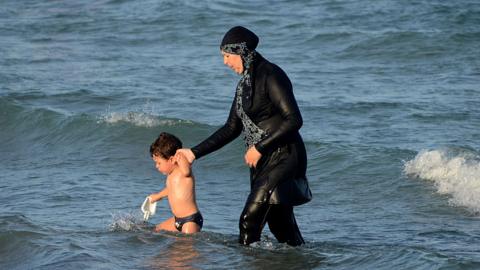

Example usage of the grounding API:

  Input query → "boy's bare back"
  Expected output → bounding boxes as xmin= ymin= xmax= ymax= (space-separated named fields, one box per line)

xmin=166 ymin=153 xmax=199 ymax=218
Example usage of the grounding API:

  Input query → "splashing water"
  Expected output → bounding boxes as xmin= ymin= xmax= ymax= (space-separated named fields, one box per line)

xmin=109 ymin=212 xmax=148 ymax=232
xmin=99 ymin=111 xmax=163 ymax=127
xmin=97 ymin=104 xmax=193 ymax=128
xmin=404 ymin=149 xmax=480 ymax=213
xmin=97 ymin=101 xmax=165 ymax=127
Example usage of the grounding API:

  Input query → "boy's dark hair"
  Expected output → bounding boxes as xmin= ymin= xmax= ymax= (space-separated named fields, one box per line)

xmin=150 ymin=132 xmax=182 ymax=159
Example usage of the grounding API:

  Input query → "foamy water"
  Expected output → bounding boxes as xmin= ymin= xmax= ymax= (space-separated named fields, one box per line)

xmin=98 ymin=110 xmax=193 ymax=128
xmin=109 ymin=212 xmax=146 ymax=232
xmin=404 ymin=149 xmax=480 ymax=213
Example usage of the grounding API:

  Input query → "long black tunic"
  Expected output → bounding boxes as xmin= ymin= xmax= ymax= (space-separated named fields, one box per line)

xmin=192 ymin=53 xmax=309 ymax=205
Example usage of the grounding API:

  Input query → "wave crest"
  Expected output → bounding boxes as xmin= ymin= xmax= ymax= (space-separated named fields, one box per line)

xmin=404 ymin=149 xmax=480 ymax=213
xmin=98 ymin=111 xmax=192 ymax=128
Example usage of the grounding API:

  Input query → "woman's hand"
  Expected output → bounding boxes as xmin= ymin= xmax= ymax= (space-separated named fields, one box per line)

xmin=175 ymin=148 xmax=196 ymax=164
xmin=245 ymin=146 xmax=262 ymax=168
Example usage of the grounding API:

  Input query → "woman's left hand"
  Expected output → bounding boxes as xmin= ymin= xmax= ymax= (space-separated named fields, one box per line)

xmin=245 ymin=146 xmax=262 ymax=168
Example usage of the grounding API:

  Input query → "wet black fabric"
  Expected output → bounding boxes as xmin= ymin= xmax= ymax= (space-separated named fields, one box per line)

xmin=220 ymin=26 xmax=259 ymax=51
xmin=191 ymin=53 xmax=304 ymax=160
xmin=239 ymin=201 xmax=305 ymax=246
xmin=248 ymin=139 xmax=310 ymax=205
xmin=191 ymin=53 xmax=311 ymax=245
xmin=192 ymin=54 xmax=309 ymax=203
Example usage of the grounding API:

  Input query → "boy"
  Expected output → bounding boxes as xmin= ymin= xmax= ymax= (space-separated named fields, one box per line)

xmin=147 ymin=132 xmax=202 ymax=234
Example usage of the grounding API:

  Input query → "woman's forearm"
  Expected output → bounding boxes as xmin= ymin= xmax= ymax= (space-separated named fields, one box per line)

xmin=191 ymin=98 xmax=242 ymax=159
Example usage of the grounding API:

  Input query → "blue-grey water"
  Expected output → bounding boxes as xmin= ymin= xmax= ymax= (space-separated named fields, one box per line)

xmin=1 ymin=0 xmax=480 ymax=269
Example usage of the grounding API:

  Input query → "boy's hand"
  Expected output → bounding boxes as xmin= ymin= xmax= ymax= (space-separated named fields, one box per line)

xmin=176 ymin=148 xmax=195 ymax=164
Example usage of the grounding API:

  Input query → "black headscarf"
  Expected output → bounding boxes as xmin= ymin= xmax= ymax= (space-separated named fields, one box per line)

xmin=220 ymin=26 xmax=258 ymax=74
xmin=220 ymin=26 xmax=267 ymax=148
xmin=221 ymin=26 xmax=259 ymax=51
xmin=220 ymin=25 xmax=259 ymax=109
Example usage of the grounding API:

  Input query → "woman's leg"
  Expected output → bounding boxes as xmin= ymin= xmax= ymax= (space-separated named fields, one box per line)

xmin=267 ymin=205 xmax=304 ymax=246
xmin=238 ymin=199 xmax=271 ymax=245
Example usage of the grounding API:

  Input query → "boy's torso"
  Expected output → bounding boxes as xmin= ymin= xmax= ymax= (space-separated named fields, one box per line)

xmin=166 ymin=168 xmax=199 ymax=218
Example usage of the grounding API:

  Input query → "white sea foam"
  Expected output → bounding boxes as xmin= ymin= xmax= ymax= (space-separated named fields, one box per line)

xmin=97 ymin=109 xmax=191 ymax=128
xmin=404 ymin=149 xmax=480 ymax=213
xmin=99 ymin=111 xmax=162 ymax=127
xmin=96 ymin=100 xmax=191 ymax=128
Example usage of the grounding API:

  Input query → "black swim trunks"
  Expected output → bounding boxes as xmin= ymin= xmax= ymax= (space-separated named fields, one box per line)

xmin=174 ymin=212 xmax=203 ymax=232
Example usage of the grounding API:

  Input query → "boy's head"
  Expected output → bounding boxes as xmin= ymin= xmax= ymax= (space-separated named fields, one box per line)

xmin=150 ymin=132 xmax=182 ymax=175
xmin=150 ymin=132 xmax=183 ymax=159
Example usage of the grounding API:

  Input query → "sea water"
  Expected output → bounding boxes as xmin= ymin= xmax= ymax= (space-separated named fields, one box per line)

xmin=1 ymin=0 xmax=480 ymax=269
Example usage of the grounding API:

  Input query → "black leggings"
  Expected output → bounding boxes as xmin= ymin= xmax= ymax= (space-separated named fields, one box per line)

xmin=238 ymin=201 xmax=304 ymax=246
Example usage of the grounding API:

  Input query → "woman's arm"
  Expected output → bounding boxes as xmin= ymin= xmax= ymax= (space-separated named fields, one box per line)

xmin=255 ymin=67 xmax=303 ymax=154
xmin=191 ymin=95 xmax=242 ymax=159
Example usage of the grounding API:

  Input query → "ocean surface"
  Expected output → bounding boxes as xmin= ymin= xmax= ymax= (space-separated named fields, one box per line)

xmin=1 ymin=0 xmax=480 ymax=269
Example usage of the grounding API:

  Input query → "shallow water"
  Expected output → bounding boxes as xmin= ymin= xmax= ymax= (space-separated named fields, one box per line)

xmin=1 ymin=0 xmax=480 ymax=269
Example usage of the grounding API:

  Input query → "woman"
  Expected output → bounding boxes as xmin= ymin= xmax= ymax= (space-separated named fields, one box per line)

xmin=178 ymin=26 xmax=311 ymax=246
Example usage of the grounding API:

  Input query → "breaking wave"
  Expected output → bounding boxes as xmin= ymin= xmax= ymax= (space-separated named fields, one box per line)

xmin=404 ymin=149 xmax=480 ymax=213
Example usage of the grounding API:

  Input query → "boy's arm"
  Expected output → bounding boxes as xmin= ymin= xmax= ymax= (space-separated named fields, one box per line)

xmin=174 ymin=152 xmax=192 ymax=177
xmin=149 ymin=187 xmax=168 ymax=202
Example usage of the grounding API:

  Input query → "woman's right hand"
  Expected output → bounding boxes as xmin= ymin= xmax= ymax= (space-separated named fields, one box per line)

xmin=176 ymin=148 xmax=196 ymax=164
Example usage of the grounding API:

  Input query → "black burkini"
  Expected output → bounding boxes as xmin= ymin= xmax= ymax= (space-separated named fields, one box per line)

xmin=192 ymin=26 xmax=311 ymax=246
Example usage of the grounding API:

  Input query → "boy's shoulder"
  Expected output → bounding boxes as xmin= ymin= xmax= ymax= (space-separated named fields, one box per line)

xmin=168 ymin=167 xmax=193 ymax=182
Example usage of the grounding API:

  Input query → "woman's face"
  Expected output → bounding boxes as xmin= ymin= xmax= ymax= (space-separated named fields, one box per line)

xmin=222 ymin=51 xmax=243 ymax=74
